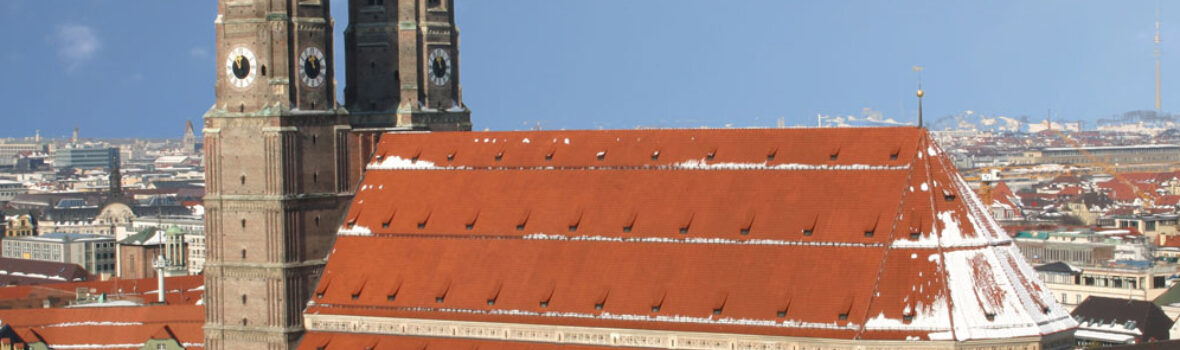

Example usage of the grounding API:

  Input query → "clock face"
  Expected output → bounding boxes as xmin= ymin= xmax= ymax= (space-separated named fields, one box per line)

xmin=299 ymin=47 xmax=327 ymax=88
xmin=225 ymin=47 xmax=257 ymax=88
xmin=427 ymin=48 xmax=452 ymax=86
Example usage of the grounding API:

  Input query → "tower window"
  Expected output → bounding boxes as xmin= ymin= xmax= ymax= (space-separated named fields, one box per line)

xmin=427 ymin=0 xmax=441 ymax=8
xmin=261 ymin=65 xmax=267 ymax=76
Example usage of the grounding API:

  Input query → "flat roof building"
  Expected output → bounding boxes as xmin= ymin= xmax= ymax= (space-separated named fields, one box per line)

xmin=1018 ymin=144 xmax=1180 ymax=166
xmin=54 ymin=147 xmax=117 ymax=170
xmin=1 ymin=232 xmax=116 ymax=277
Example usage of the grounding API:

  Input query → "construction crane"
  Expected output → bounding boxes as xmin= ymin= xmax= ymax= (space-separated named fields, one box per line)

xmin=978 ymin=168 xmax=1002 ymax=205
xmin=1047 ymin=129 xmax=1159 ymax=209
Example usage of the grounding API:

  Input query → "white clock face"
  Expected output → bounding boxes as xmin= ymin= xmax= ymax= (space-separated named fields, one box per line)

xmin=427 ymin=48 xmax=452 ymax=86
xmin=299 ymin=47 xmax=327 ymax=88
xmin=225 ymin=47 xmax=257 ymax=88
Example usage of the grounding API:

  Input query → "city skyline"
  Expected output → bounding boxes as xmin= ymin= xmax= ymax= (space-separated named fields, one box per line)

xmin=2 ymin=1 xmax=1178 ymax=138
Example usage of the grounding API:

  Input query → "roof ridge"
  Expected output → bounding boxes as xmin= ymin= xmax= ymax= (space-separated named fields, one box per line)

xmin=919 ymin=132 xmax=960 ymax=341
xmin=854 ymin=128 xmax=926 ymax=340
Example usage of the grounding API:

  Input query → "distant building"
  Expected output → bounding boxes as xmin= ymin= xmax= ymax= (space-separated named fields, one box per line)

xmin=0 ymin=233 xmax=115 ymax=277
xmin=53 ymin=146 xmax=117 ymax=170
xmin=128 ymin=216 xmax=203 ymax=275
xmin=0 ymin=143 xmax=46 ymax=166
xmin=118 ymin=228 xmax=186 ymax=279
xmin=153 ymin=155 xmax=197 ymax=169
xmin=1014 ymin=228 xmax=1150 ymax=266
xmin=1071 ymin=296 xmax=1173 ymax=347
xmin=1101 ymin=213 xmax=1180 ymax=245
xmin=3 ymin=213 xmax=36 ymax=237
xmin=182 ymin=120 xmax=201 ymax=154
xmin=184 ymin=230 xmax=204 ymax=276
xmin=1035 ymin=261 xmax=1173 ymax=309
xmin=1016 ymin=144 xmax=1180 ymax=166
xmin=0 ymin=180 xmax=26 ymax=203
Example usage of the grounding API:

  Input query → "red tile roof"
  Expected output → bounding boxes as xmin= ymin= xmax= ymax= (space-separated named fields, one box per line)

xmin=0 ymin=305 xmax=203 ymax=349
xmin=308 ymin=128 xmax=1075 ymax=344
xmin=1157 ymin=194 xmax=1180 ymax=206
xmin=988 ymin=182 xmax=1023 ymax=217
xmin=1162 ymin=235 xmax=1180 ymax=248
xmin=0 ymin=275 xmax=203 ymax=307
xmin=0 ymin=257 xmax=91 ymax=286
xmin=1057 ymin=186 xmax=1082 ymax=197
xmin=1097 ymin=180 xmax=1160 ymax=202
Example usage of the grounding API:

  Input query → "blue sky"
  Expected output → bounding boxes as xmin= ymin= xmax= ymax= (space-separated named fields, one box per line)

xmin=0 ymin=1 xmax=1175 ymax=138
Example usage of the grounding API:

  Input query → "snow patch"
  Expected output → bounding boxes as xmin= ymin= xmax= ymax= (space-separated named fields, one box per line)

xmin=337 ymin=225 xmax=372 ymax=236
xmin=369 ymin=156 xmax=438 ymax=170
xmin=673 ymin=159 xmax=909 ymax=171
xmin=523 ymin=233 xmax=884 ymax=248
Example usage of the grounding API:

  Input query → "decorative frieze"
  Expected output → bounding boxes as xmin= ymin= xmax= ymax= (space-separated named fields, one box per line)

xmin=303 ymin=314 xmax=1009 ymax=350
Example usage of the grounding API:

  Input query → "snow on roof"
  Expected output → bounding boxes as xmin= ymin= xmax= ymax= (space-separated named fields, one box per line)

xmin=313 ymin=128 xmax=1076 ymax=343
xmin=1073 ymin=329 xmax=1135 ymax=343
xmin=0 ymin=304 xmax=203 ymax=349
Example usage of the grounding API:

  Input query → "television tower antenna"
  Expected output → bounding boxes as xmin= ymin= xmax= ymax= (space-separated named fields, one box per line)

xmin=1156 ymin=5 xmax=1162 ymax=113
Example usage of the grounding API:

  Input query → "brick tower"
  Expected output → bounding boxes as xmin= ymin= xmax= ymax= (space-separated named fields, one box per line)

xmin=202 ymin=1 xmax=353 ymax=348
xmin=345 ymin=0 xmax=471 ymax=131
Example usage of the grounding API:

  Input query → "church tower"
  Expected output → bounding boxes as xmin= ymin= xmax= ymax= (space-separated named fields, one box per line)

xmin=345 ymin=0 xmax=471 ymax=131
xmin=202 ymin=1 xmax=353 ymax=348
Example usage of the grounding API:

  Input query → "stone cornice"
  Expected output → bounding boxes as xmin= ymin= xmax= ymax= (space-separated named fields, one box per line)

xmin=303 ymin=314 xmax=1048 ymax=350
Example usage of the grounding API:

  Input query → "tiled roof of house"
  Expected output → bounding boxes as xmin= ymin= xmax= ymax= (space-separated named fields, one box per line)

xmin=1097 ymin=180 xmax=1160 ymax=203
xmin=1072 ymin=296 xmax=1174 ymax=343
xmin=119 ymin=228 xmax=166 ymax=246
xmin=0 ymin=304 xmax=203 ymax=349
xmin=1156 ymin=194 xmax=1180 ymax=206
xmin=0 ymin=257 xmax=90 ymax=286
xmin=0 ymin=275 xmax=203 ymax=307
xmin=305 ymin=127 xmax=1075 ymax=343
xmin=1034 ymin=262 xmax=1078 ymax=275
xmin=1056 ymin=186 xmax=1082 ymax=197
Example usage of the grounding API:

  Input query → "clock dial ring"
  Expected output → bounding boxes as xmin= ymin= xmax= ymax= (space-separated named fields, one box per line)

xmin=427 ymin=48 xmax=452 ymax=86
xmin=224 ymin=47 xmax=257 ymax=88
xmin=299 ymin=47 xmax=327 ymax=88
